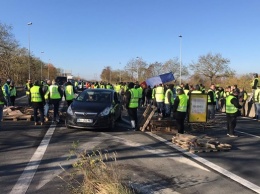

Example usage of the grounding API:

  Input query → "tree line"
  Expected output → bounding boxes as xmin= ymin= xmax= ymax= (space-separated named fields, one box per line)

xmin=0 ymin=22 xmax=61 ymax=85
xmin=1 ymin=21 xmax=254 ymax=92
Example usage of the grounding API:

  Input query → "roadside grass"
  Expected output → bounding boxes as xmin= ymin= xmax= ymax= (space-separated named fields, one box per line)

xmin=58 ymin=141 xmax=136 ymax=194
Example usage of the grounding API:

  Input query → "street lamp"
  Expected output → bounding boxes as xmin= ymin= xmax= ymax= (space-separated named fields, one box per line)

xmin=48 ymin=59 xmax=50 ymax=79
xmin=136 ymin=57 xmax=140 ymax=82
xmin=179 ymin=35 xmax=182 ymax=85
xmin=119 ymin=62 xmax=122 ymax=82
xmin=41 ymin=51 xmax=44 ymax=81
xmin=27 ymin=22 xmax=32 ymax=80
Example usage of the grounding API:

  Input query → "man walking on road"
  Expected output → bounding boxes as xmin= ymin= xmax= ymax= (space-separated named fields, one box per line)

xmin=225 ymin=89 xmax=242 ymax=137
xmin=125 ymin=82 xmax=139 ymax=131
xmin=48 ymin=79 xmax=63 ymax=123
xmin=0 ymin=79 xmax=5 ymax=129
xmin=30 ymin=80 xmax=45 ymax=125
xmin=42 ymin=80 xmax=51 ymax=121
xmin=172 ymin=88 xmax=188 ymax=134
xmin=64 ymin=81 xmax=76 ymax=107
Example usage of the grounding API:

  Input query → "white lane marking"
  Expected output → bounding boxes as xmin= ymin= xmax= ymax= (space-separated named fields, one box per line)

xmin=102 ymin=133 xmax=210 ymax=171
xmin=147 ymin=132 xmax=260 ymax=194
xmin=10 ymin=123 xmax=57 ymax=194
xmin=236 ymin=130 xmax=260 ymax=138
xmin=36 ymin=131 xmax=209 ymax=191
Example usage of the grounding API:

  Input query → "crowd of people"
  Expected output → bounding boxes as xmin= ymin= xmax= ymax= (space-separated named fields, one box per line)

xmin=0 ymin=73 xmax=259 ymax=136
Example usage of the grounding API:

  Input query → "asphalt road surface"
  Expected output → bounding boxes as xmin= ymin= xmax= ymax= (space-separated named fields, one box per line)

xmin=1 ymin=95 xmax=260 ymax=194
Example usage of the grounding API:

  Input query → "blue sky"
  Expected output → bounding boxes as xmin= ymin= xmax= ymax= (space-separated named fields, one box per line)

xmin=1 ymin=0 xmax=259 ymax=80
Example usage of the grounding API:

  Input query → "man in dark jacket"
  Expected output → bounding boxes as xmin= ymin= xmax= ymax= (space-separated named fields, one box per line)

xmin=172 ymin=88 xmax=188 ymax=134
xmin=225 ymin=89 xmax=242 ymax=137
xmin=30 ymin=80 xmax=45 ymax=125
xmin=125 ymin=82 xmax=139 ymax=130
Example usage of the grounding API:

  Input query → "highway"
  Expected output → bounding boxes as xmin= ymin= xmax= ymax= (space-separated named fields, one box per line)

xmin=0 ymin=95 xmax=260 ymax=194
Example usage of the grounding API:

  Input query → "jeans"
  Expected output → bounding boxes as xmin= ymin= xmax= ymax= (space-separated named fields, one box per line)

xmin=208 ymin=104 xmax=216 ymax=120
xmin=164 ymin=103 xmax=172 ymax=117
xmin=44 ymin=102 xmax=50 ymax=117
xmin=34 ymin=106 xmax=44 ymax=123
xmin=4 ymin=96 xmax=10 ymax=106
xmin=0 ymin=105 xmax=3 ymax=129
xmin=226 ymin=114 xmax=237 ymax=135
xmin=156 ymin=101 xmax=165 ymax=115
xmin=255 ymin=102 xmax=260 ymax=119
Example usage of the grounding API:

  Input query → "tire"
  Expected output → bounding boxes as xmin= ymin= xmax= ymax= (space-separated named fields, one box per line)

xmin=65 ymin=120 xmax=71 ymax=129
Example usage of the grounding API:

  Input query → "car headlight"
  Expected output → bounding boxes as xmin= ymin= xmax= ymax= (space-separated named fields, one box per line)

xmin=100 ymin=107 xmax=111 ymax=116
xmin=67 ymin=105 xmax=74 ymax=116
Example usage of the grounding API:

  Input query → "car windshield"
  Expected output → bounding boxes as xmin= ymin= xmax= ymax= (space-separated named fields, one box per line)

xmin=76 ymin=90 xmax=111 ymax=103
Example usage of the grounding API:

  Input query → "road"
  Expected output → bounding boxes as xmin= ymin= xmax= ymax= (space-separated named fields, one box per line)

xmin=0 ymin=95 xmax=260 ymax=194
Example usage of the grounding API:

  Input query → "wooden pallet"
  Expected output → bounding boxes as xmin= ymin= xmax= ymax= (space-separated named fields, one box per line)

xmin=172 ymin=134 xmax=232 ymax=153
xmin=151 ymin=126 xmax=178 ymax=134
xmin=3 ymin=114 xmax=32 ymax=121
xmin=139 ymin=105 xmax=157 ymax=131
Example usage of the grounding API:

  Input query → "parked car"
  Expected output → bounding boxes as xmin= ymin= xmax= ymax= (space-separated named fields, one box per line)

xmin=65 ymin=89 xmax=122 ymax=130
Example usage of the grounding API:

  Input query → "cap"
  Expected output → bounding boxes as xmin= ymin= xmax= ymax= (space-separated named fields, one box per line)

xmin=7 ymin=79 xmax=11 ymax=82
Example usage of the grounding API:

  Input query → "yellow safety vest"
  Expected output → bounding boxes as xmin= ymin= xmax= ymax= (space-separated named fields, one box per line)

xmin=129 ymin=88 xmax=139 ymax=108
xmin=49 ymin=85 xmax=61 ymax=99
xmin=165 ymin=89 xmax=174 ymax=104
xmin=2 ymin=83 xmax=10 ymax=96
xmin=65 ymin=85 xmax=74 ymax=100
xmin=30 ymin=86 xmax=43 ymax=102
xmin=155 ymin=86 xmax=164 ymax=102
xmin=177 ymin=94 xmax=188 ymax=112
xmin=225 ymin=95 xmax=237 ymax=114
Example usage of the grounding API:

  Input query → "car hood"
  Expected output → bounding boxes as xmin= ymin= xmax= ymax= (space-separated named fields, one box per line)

xmin=71 ymin=101 xmax=110 ymax=113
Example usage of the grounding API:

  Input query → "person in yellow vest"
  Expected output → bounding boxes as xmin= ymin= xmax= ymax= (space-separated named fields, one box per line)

xmin=0 ymin=79 xmax=5 ymax=129
xmin=9 ymin=81 xmax=17 ymax=106
xmin=164 ymin=84 xmax=174 ymax=118
xmin=253 ymin=85 xmax=260 ymax=121
xmin=191 ymin=84 xmax=202 ymax=94
xmin=155 ymin=83 xmax=165 ymax=117
xmin=30 ymin=80 xmax=45 ymax=125
xmin=74 ymin=80 xmax=78 ymax=89
xmin=225 ymin=89 xmax=242 ymax=137
xmin=48 ymin=79 xmax=63 ymax=123
xmin=24 ymin=79 xmax=33 ymax=106
xmin=248 ymin=73 xmax=259 ymax=102
xmin=2 ymin=78 xmax=11 ymax=106
xmin=207 ymin=84 xmax=217 ymax=121
xmin=172 ymin=88 xmax=188 ymax=134
xmin=238 ymin=87 xmax=248 ymax=117
xmin=64 ymin=81 xmax=76 ymax=107
xmin=151 ymin=85 xmax=156 ymax=106
xmin=125 ymin=82 xmax=139 ymax=130
xmin=135 ymin=84 xmax=143 ymax=108
xmin=42 ymin=80 xmax=51 ymax=121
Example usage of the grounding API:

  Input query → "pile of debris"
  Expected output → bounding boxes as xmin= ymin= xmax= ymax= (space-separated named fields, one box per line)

xmin=172 ymin=133 xmax=232 ymax=153
xmin=3 ymin=106 xmax=32 ymax=121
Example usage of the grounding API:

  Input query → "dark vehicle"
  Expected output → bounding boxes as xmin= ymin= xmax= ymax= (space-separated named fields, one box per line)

xmin=55 ymin=76 xmax=67 ymax=86
xmin=65 ymin=89 xmax=122 ymax=130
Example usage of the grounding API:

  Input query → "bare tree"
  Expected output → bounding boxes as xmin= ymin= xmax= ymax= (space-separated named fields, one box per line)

xmin=189 ymin=53 xmax=235 ymax=84
xmin=163 ymin=58 xmax=189 ymax=81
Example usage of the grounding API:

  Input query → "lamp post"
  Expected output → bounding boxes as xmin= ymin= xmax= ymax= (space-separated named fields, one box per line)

xmin=48 ymin=59 xmax=50 ymax=80
xmin=179 ymin=35 xmax=182 ymax=85
xmin=136 ymin=57 xmax=140 ymax=82
xmin=119 ymin=62 xmax=122 ymax=82
xmin=27 ymin=22 xmax=32 ymax=79
xmin=41 ymin=51 xmax=44 ymax=81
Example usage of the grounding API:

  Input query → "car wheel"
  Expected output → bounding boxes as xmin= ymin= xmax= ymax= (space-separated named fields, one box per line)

xmin=65 ymin=120 xmax=71 ymax=129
